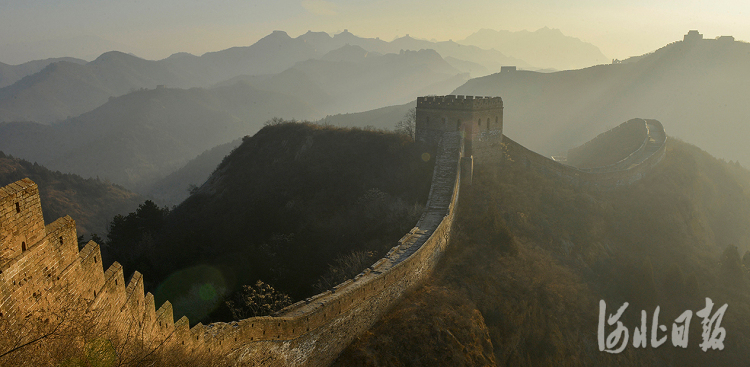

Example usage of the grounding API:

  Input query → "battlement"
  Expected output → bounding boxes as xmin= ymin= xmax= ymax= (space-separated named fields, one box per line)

xmin=416 ymin=95 xmax=503 ymax=110
xmin=0 ymin=178 xmax=45 ymax=264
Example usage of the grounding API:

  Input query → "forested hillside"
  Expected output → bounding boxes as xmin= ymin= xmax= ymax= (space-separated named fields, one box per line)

xmin=104 ymin=122 xmax=436 ymax=324
xmin=0 ymin=151 xmax=142 ymax=236
xmin=337 ymin=138 xmax=750 ymax=366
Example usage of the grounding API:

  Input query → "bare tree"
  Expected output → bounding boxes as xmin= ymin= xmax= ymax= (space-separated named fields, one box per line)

xmin=314 ymin=250 xmax=377 ymax=292
xmin=395 ymin=108 xmax=417 ymax=140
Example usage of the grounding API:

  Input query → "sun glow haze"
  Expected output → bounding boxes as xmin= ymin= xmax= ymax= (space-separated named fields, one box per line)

xmin=0 ymin=0 xmax=748 ymax=64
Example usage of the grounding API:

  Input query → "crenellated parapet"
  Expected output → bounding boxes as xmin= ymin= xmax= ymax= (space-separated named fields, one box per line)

xmin=416 ymin=95 xmax=503 ymax=110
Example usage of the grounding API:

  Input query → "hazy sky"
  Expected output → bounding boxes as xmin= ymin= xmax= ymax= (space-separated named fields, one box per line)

xmin=0 ymin=0 xmax=748 ymax=64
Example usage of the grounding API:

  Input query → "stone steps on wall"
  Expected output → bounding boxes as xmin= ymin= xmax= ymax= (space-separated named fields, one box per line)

xmin=391 ymin=132 xmax=461 ymax=263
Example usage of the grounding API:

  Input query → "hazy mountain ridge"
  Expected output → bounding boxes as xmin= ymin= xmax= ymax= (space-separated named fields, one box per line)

xmin=0 ymin=27 xmax=597 ymax=124
xmin=0 ymin=43 xmax=465 ymax=191
xmin=0 ymin=52 xmax=196 ymax=123
xmin=453 ymin=37 xmax=750 ymax=167
xmin=316 ymin=101 xmax=414 ymax=131
xmin=0 ymin=57 xmax=87 ymax=88
xmin=0 ymin=84 xmax=317 ymax=191
xmin=160 ymin=29 xmax=529 ymax=86
xmin=145 ymin=138 xmax=242 ymax=206
xmin=459 ymin=27 xmax=609 ymax=70
xmin=216 ymin=46 xmax=466 ymax=116
xmin=289 ymin=48 xmax=466 ymax=113
xmin=161 ymin=30 xmax=319 ymax=86
xmin=0 ymin=30 xmax=484 ymax=124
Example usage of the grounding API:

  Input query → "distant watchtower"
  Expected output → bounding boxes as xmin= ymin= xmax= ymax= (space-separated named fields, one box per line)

xmin=684 ymin=30 xmax=703 ymax=42
xmin=415 ymin=95 xmax=503 ymax=147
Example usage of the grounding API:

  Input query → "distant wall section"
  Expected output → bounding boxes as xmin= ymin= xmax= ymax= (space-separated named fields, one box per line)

xmin=499 ymin=119 xmax=667 ymax=189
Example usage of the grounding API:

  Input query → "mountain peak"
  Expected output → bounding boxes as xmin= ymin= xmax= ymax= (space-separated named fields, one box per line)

xmin=297 ymin=30 xmax=332 ymax=44
xmin=260 ymin=30 xmax=291 ymax=41
xmin=320 ymin=44 xmax=375 ymax=63
xmin=335 ymin=29 xmax=355 ymax=38
xmin=92 ymin=51 xmax=141 ymax=63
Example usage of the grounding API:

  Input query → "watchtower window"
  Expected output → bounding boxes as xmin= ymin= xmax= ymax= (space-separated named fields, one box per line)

xmin=59 ymin=236 xmax=63 ymax=246
xmin=15 ymin=203 xmax=20 ymax=213
xmin=94 ymin=256 xmax=97 ymax=263
xmin=456 ymin=120 xmax=461 ymax=131
xmin=477 ymin=118 xmax=481 ymax=126
xmin=21 ymin=242 xmax=26 ymax=252
xmin=487 ymin=118 xmax=490 ymax=130
xmin=495 ymin=116 xmax=499 ymax=124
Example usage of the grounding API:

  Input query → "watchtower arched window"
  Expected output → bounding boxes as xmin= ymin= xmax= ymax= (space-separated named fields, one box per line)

xmin=15 ymin=203 xmax=20 ymax=213
xmin=477 ymin=118 xmax=481 ymax=126
xmin=487 ymin=118 xmax=490 ymax=130
xmin=21 ymin=242 xmax=26 ymax=252
xmin=59 ymin=236 xmax=64 ymax=246
xmin=495 ymin=116 xmax=499 ymax=124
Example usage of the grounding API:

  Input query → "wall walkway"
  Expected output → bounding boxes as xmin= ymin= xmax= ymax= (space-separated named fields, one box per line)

xmin=0 ymin=117 xmax=668 ymax=365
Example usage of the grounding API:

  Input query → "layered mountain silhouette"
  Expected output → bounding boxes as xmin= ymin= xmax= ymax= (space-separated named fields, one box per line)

xmin=0 ymin=52 xmax=195 ymax=123
xmin=459 ymin=28 xmax=609 ymax=70
xmin=145 ymin=138 xmax=242 ymax=206
xmin=0 ymin=84 xmax=317 ymax=191
xmin=217 ymin=45 xmax=467 ymax=115
xmin=0 ymin=28 xmax=606 ymax=125
xmin=0 ymin=31 xmax=482 ymax=123
xmin=316 ymin=101 xmax=414 ymax=131
xmin=164 ymin=30 xmax=527 ymax=84
xmin=0 ymin=57 xmax=87 ymax=88
xmin=454 ymin=36 xmax=750 ymax=166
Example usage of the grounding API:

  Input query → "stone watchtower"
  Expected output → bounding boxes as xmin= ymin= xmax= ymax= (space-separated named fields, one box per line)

xmin=0 ymin=179 xmax=47 ymax=261
xmin=415 ymin=95 xmax=504 ymax=184
xmin=416 ymin=95 xmax=503 ymax=152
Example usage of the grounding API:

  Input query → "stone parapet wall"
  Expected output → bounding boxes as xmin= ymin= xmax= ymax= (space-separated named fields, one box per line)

xmin=0 ymin=130 xmax=465 ymax=366
xmin=0 ymin=180 xmax=177 ymax=351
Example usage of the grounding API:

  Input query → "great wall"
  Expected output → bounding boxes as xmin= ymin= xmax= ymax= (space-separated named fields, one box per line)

xmin=0 ymin=95 xmax=666 ymax=366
